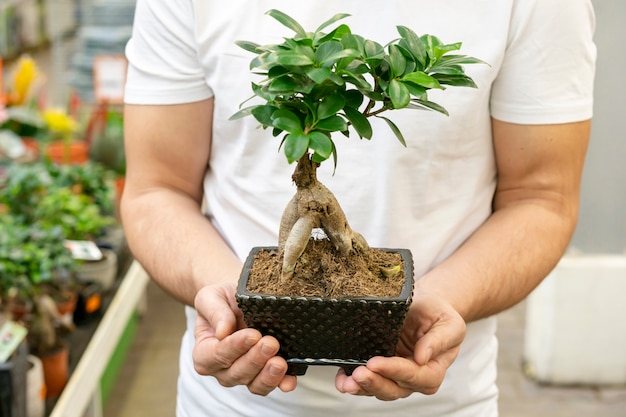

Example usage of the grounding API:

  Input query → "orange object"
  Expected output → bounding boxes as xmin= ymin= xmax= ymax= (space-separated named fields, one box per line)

xmin=40 ymin=345 xmax=69 ymax=398
xmin=46 ymin=141 xmax=90 ymax=164
xmin=85 ymin=293 xmax=102 ymax=314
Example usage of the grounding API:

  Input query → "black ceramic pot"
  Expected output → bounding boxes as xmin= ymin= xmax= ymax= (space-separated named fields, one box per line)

xmin=236 ymin=246 xmax=414 ymax=376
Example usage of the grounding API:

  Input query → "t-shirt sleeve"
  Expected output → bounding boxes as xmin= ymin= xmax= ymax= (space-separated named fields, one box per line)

xmin=491 ymin=0 xmax=596 ymax=124
xmin=124 ymin=0 xmax=213 ymax=105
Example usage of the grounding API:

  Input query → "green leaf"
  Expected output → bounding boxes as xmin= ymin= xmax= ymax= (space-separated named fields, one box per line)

xmin=317 ymin=93 xmax=345 ymax=120
xmin=327 ymin=73 xmax=345 ymax=86
xmin=251 ymin=105 xmax=278 ymax=126
xmin=428 ymin=64 xmax=465 ymax=75
xmin=364 ymin=40 xmax=385 ymax=63
xmin=432 ymin=74 xmax=478 ymax=88
xmin=228 ymin=105 xmax=256 ymax=121
xmin=402 ymin=71 xmax=442 ymax=89
xmin=266 ymin=9 xmax=306 ymax=38
xmin=434 ymin=42 xmax=462 ymax=61
xmin=314 ymin=13 xmax=351 ymax=33
xmin=284 ymin=133 xmax=310 ymax=163
xmin=342 ymin=74 xmax=371 ymax=90
xmin=435 ymin=54 xmax=488 ymax=66
xmin=403 ymin=82 xmax=427 ymax=99
xmin=342 ymin=89 xmax=364 ymax=109
xmin=274 ymin=51 xmax=314 ymax=67
xmin=271 ymin=109 xmax=303 ymax=133
xmin=388 ymin=79 xmax=410 ymax=109
xmin=268 ymin=65 xmax=289 ymax=78
xmin=250 ymin=52 xmax=277 ymax=70
xmin=268 ymin=75 xmax=299 ymax=92
xmin=397 ymin=25 xmax=426 ymax=68
xmin=377 ymin=116 xmax=407 ymax=147
xmin=308 ymin=131 xmax=333 ymax=160
xmin=343 ymin=60 xmax=370 ymax=75
xmin=341 ymin=34 xmax=366 ymax=54
xmin=316 ymin=115 xmax=348 ymax=132
xmin=251 ymin=82 xmax=276 ymax=102
xmin=421 ymin=34 xmax=443 ymax=63
xmin=235 ymin=40 xmax=260 ymax=54
xmin=306 ymin=67 xmax=331 ymax=84
xmin=410 ymin=99 xmax=449 ymax=116
xmin=316 ymin=23 xmax=351 ymax=45
xmin=315 ymin=41 xmax=344 ymax=65
xmin=388 ymin=45 xmax=407 ymax=78
xmin=315 ymin=42 xmax=359 ymax=67
xmin=343 ymin=106 xmax=372 ymax=139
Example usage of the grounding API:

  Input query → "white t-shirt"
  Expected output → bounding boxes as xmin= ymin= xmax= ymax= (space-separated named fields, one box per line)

xmin=125 ymin=1 xmax=596 ymax=416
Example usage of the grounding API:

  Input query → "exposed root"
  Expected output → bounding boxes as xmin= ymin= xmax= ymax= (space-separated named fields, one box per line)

xmin=278 ymin=154 xmax=370 ymax=279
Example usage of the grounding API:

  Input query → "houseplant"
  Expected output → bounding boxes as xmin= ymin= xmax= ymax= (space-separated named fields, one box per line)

xmin=0 ymin=161 xmax=116 ymax=240
xmin=0 ymin=214 xmax=77 ymax=398
xmin=232 ymin=10 xmax=484 ymax=375
xmin=0 ymin=160 xmax=118 ymax=292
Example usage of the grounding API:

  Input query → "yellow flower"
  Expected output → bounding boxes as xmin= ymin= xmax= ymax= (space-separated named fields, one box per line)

xmin=42 ymin=108 xmax=78 ymax=134
xmin=9 ymin=55 xmax=39 ymax=106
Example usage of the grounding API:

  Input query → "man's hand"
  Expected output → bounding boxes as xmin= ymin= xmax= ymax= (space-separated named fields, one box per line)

xmin=191 ymin=284 xmax=298 ymax=396
xmin=335 ymin=292 xmax=466 ymax=400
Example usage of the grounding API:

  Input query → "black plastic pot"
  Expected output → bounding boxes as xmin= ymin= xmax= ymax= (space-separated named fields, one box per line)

xmin=236 ymin=246 xmax=414 ymax=376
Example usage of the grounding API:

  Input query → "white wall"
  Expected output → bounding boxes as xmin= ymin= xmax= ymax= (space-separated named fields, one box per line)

xmin=524 ymin=0 xmax=626 ymax=386
xmin=570 ymin=0 xmax=626 ymax=254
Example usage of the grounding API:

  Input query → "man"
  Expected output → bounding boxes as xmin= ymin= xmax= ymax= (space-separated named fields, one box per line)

xmin=122 ymin=1 xmax=595 ymax=415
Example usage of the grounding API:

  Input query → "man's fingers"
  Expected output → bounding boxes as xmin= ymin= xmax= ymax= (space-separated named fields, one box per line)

xmin=193 ymin=328 xmax=261 ymax=375
xmin=194 ymin=286 xmax=239 ymax=340
xmin=415 ymin=312 xmax=465 ymax=366
xmin=365 ymin=356 xmax=443 ymax=396
xmin=220 ymin=335 xmax=279 ymax=384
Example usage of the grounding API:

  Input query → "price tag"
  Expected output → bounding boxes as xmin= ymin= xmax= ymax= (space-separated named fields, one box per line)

xmin=0 ymin=321 xmax=27 ymax=363
xmin=93 ymin=54 xmax=128 ymax=104
xmin=65 ymin=240 xmax=104 ymax=261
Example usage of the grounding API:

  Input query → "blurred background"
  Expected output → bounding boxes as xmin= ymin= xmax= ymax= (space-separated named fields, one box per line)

xmin=0 ymin=1 xmax=624 ymax=416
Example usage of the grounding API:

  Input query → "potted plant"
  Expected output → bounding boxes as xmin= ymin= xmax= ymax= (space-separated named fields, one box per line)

xmin=231 ymin=10 xmax=484 ymax=375
xmin=0 ymin=215 xmax=77 ymax=398
xmin=0 ymin=161 xmax=115 ymax=241
xmin=41 ymin=108 xmax=89 ymax=165
xmin=1 ymin=161 xmax=118 ymax=293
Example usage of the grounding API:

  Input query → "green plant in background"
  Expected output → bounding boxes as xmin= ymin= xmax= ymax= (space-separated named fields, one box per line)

xmin=0 ymin=160 xmax=115 ymax=355
xmin=0 ymin=214 xmax=78 ymax=357
xmin=48 ymin=161 xmax=116 ymax=216
xmin=33 ymin=187 xmax=114 ymax=240
xmin=231 ymin=10 xmax=484 ymax=278
xmin=0 ymin=215 xmax=76 ymax=302
xmin=0 ymin=161 xmax=53 ymax=222
xmin=1 ymin=106 xmax=47 ymax=138
xmin=0 ymin=161 xmax=116 ymax=239
xmin=88 ymin=106 xmax=126 ymax=176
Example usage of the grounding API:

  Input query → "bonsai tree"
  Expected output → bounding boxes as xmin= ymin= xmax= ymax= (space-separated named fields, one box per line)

xmin=232 ymin=10 xmax=484 ymax=281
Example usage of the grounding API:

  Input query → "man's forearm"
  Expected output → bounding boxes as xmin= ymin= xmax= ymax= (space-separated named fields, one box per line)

xmin=121 ymin=189 xmax=242 ymax=306
xmin=416 ymin=201 xmax=577 ymax=323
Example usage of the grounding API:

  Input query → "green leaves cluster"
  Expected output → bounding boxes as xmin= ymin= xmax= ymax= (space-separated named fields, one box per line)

xmin=231 ymin=9 xmax=485 ymax=165
xmin=0 ymin=216 xmax=75 ymax=297
xmin=0 ymin=161 xmax=117 ymax=300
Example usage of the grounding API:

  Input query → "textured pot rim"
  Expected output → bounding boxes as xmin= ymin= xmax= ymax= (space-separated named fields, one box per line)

xmin=237 ymin=246 xmax=414 ymax=302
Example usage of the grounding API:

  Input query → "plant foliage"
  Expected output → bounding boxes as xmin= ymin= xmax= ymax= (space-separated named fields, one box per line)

xmin=231 ymin=9 xmax=486 ymax=166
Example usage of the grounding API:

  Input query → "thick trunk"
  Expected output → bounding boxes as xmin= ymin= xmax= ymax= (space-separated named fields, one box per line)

xmin=278 ymin=154 xmax=369 ymax=279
